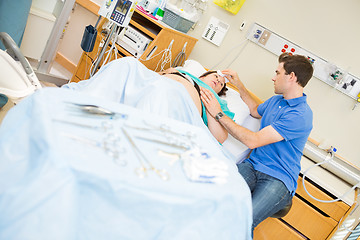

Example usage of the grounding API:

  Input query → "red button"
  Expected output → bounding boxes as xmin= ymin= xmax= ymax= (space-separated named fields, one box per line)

xmin=284 ymin=44 xmax=288 ymax=48
xmin=281 ymin=49 xmax=286 ymax=52
xmin=291 ymin=48 xmax=295 ymax=52
xmin=289 ymin=53 xmax=293 ymax=56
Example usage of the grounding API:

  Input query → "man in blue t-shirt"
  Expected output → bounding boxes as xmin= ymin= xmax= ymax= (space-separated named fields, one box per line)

xmin=200 ymin=53 xmax=314 ymax=234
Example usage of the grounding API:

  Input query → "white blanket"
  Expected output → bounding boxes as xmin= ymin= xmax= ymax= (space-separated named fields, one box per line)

xmin=64 ymin=57 xmax=206 ymax=131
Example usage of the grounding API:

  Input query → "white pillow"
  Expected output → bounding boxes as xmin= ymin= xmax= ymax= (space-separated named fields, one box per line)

xmin=179 ymin=59 xmax=251 ymax=125
xmin=178 ymin=59 xmax=207 ymax=77
xmin=220 ymin=87 xmax=250 ymax=125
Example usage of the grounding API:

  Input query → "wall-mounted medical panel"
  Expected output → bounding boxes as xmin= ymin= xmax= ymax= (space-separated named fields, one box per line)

xmin=202 ymin=17 xmax=230 ymax=46
xmin=246 ymin=23 xmax=360 ymax=101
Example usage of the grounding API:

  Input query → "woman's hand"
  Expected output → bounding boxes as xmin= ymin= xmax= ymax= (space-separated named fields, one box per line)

xmin=200 ymin=87 xmax=222 ymax=118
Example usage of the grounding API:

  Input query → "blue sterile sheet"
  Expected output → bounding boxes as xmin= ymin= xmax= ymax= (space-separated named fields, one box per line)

xmin=0 ymin=58 xmax=252 ymax=240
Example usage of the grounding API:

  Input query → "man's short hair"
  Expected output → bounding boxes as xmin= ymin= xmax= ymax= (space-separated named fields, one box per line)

xmin=278 ymin=53 xmax=314 ymax=87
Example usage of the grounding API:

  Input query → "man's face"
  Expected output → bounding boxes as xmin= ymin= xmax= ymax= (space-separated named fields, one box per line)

xmin=272 ymin=62 xmax=291 ymax=94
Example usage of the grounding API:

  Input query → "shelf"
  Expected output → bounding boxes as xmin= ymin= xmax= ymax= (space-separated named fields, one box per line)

xmin=130 ymin=20 xmax=157 ymax=39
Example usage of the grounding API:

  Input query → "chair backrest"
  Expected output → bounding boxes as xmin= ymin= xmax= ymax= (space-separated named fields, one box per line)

xmin=0 ymin=32 xmax=41 ymax=103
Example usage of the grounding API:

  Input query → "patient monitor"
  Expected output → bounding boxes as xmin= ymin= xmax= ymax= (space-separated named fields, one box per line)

xmin=91 ymin=0 xmax=137 ymax=75
xmin=98 ymin=0 xmax=137 ymax=27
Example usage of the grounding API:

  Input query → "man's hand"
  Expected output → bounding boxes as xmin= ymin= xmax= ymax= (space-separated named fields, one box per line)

xmin=221 ymin=69 xmax=243 ymax=89
xmin=200 ymin=87 xmax=222 ymax=118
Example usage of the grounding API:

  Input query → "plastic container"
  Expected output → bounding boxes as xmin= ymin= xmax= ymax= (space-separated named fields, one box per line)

xmin=162 ymin=8 xmax=195 ymax=33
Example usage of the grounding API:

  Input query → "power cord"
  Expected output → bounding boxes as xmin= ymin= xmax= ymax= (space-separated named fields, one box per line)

xmin=139 ymin=40 xmax=174 ymax=72
xmin=211 ymin=38 xmax=249 ymax=69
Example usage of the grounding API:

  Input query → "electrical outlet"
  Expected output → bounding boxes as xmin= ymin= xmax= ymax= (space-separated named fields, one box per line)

xmin=259 ymin=30 xmax=271 ymax=45
xmin=341 ymin=75 xmax=357 ymax=93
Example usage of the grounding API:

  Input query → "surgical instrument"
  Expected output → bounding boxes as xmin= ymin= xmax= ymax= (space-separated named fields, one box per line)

xmin=53 ymin=119 xmax=114 ymax=131
xmin=62 ymin=132 xmax=127 ymax=167
xmin=65 ymin=102 xmax=128 ymax=119
xmin=135 ymin=135 xmax=190 ymax=151
xmin=121 ymin=127 xmax=170 ymax=181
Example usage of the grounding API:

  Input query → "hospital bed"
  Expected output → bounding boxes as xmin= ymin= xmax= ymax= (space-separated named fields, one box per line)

xmin=0 ymin=57 xmax=258 ymax=239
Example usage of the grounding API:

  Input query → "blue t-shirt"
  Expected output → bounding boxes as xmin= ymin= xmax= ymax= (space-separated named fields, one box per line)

xmin=246 ymin=94 xmax=313 ymax=195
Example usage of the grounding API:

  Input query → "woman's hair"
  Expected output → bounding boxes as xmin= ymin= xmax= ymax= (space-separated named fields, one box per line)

xmin=199 ymin=70 xmax=228 ymax=96
xmin=278 ymin=53 xmax=314 ymax=88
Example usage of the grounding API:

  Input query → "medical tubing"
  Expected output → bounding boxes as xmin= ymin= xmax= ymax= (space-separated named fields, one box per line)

xmin=139 ymin=40 xmax=174 ymax=64
xmin=101 ymin=26 xmax=122 ymax=67
xmin=226 ymin=41 xmax=249 ymax=69
xmin=139 ymin=48 xmax=168 ymax=62
xmin=211 ymin=38 xmax=249 ymax=69
xmin=88 ymin=35 xmax=106 ymax=78
xmin=155 ymin=40 xmax=173 ymax=72
xmin=337 ymin=214 xmax=360 ymax=233
xmin=302 ymin=149 xmax=359 ymax=203
xmin=172 ymin=42 xmax=187 ymax=67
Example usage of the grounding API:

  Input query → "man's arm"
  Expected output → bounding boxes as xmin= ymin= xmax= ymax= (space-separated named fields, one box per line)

xmin=200 ymin=88 xmax=283 ymax=149
xmin=221 ymin=69 xmax=261 ymax=118
xmin=216 ymin=115 xmax=283 ymax=149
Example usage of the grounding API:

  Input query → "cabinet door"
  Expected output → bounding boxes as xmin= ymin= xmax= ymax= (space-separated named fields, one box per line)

xmin=139 ymin=28 xmax=197 ymax=71
xmin=282 ymin=195 xmax=337 ymax=240
xmin=296 ymin=177 xmax=350 ymax=221
xmin=254 ymin=218 xmax=306 ymax=240
xmin=74 ymin=46 xmax=121 ymax=81
xmin=73 ymin=54 xmax=93 ymax=82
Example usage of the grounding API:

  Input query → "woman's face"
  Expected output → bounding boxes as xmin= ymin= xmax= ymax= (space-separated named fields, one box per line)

xmin=200 ymin=73 xmax=226 ymax=94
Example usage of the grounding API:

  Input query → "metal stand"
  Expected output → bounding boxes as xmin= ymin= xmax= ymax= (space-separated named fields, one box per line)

xmin=90 ymin=24 xmax=120 ymax=76
xmin=35 ymin=0 xmax=75 ymax=86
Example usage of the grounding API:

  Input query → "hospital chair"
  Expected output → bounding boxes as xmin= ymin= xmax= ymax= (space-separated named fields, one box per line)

xmin=271 ymin=200 xmax=292 ymax=218
xmin=0 ymin=32 xmax=41 ymax=104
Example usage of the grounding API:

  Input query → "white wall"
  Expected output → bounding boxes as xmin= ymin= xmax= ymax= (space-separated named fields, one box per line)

xmin=186 ymin=0 xmax=360 ymax=167
xmin=57 ymin=4 xmax=99 ymax=65
xmin=32 ymin=0 xmax=58 ymax=13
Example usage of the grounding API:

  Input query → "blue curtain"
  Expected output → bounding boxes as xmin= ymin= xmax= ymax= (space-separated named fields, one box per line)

xmin=0 ymin=0 xmax=33 ymax=49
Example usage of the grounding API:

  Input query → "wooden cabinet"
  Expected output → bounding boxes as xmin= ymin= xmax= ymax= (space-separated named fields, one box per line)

xmin=253 ymin=176 xmax=352 ymax=240
xmin=71 ymin=9 xmax=197 ymax=82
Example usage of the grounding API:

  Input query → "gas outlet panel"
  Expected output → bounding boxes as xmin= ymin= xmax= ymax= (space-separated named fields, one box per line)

xmin=202 ymin=17 xmax=229 ymax=46
xmin=247 ymin=23 xmax=360 ymax=101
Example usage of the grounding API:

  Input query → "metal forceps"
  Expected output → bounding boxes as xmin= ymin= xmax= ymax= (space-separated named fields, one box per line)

xmin=53 ymin=118 xmax=114 ymax=131
xmin=65 ymin=102 xmax=128 ymax=119
xmin=121 ymin=127 xmax=170 ymax=181
xmin=63 ymin=132 xmax=127 ymax=167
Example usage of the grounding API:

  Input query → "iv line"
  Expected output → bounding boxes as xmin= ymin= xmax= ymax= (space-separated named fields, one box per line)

xmin=302 ymin=148 xmax=359 ymax=203
xmin=211 ymin=38 xmax=249 ymax=69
